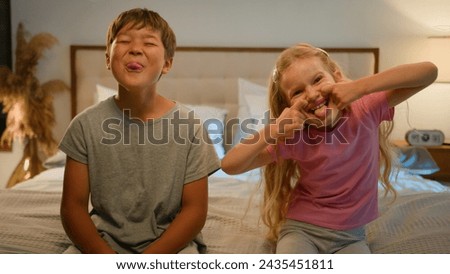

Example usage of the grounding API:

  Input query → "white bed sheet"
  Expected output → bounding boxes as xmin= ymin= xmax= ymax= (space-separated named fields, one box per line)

xmin=2 ymin=165 xmax=450 ymax=254
xmin=12 ymin=164 xmax=450 ymax=195
xmin=12 ymin=167 xmax=65 ymax=192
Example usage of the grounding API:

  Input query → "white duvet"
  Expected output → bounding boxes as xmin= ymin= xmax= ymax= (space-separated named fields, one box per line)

xmin=2 ymin=165 xmax=449 ymax=254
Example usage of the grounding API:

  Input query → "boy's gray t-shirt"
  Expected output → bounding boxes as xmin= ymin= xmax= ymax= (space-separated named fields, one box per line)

xmin=59 ymin=97 xmax=220 ymax=253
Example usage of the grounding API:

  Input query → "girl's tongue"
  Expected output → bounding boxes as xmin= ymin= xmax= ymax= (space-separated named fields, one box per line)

xmin=314 ymin=104 xmax=328 ymax=119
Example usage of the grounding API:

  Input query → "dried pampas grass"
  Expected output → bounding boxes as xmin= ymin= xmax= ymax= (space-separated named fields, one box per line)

xmin=0 ymin=23 xmax=68 ymax=157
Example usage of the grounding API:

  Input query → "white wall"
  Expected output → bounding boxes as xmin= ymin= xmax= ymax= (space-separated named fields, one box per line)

xmin=1 ymin=0 xmax=449 ymax=188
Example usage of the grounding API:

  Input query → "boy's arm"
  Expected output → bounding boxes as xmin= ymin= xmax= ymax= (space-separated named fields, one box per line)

xmin=322 ymin=61 xmax=438 ymax=109
xmin=60 ymin=157 xmax=116 ymax=254
xmin=142 ymin=176 xmax=208 ymax=254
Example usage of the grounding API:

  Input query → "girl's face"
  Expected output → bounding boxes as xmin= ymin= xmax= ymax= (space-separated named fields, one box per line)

xmin=279 ymin=56 xmax=342 ymax=129
xmin=106 ymin=23 xmax=172 ymax=93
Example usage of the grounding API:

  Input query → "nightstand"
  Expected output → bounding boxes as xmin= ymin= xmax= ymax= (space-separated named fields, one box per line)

xmin=393 ymin=140 xmax=450 ymax=186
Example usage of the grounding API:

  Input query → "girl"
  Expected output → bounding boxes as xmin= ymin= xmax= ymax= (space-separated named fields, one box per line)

xmin=221 ymin=43 xmax=437 ymax=253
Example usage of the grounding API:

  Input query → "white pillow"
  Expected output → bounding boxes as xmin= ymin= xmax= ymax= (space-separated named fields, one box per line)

xmin=234 ymin=78 xmax=269 ymax=145
xmin=95 ymin=84 xmax=117 ymax=103
xmin=378 ymin=168 xmax=450 ymax=196
xmin=245 ymin=94 xmax=269 ymax=121
xmin=43 ymin=150 xmax=67 ymax=169
xmin=185 ymin=104 xmax=228 ymax=159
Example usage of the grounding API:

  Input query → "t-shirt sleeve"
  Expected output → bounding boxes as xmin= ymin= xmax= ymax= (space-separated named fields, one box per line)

xmin=360 ymin=92 xmax=395 ymax=123
xmin=184 ymin=125 xmax=221 ymax=184
xmin=59 ymin=116 xmax=88 ymax=164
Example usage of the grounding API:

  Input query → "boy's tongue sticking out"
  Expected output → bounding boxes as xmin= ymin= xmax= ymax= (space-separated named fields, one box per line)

xmin=127 ymin=62 xmax=143 ymax=71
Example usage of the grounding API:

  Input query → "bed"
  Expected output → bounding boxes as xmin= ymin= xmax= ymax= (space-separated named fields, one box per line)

xmin=1 ymin=45 xmax=449 ymax=254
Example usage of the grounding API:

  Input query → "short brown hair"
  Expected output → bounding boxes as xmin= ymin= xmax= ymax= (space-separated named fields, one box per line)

xmin=106 ymin=8 xmax=176 ymax=60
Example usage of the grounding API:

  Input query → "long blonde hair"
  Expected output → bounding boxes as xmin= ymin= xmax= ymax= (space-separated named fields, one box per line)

xmin=262 ymin=43 xmax=396 ymax=242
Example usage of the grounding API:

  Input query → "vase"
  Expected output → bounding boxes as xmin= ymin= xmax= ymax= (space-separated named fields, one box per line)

xmin=6 ymin=138 xmax=46 ymax=188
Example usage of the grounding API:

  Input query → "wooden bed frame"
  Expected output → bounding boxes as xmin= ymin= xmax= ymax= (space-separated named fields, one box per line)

xmin=70 ymin=45 xmax=379 ymax=117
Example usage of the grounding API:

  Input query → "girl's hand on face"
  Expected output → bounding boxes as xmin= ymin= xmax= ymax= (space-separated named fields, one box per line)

xmin=271 ymin=98 xmax=308 ymax=141
xmin=320 ymin=80 xmax=361 ymax=110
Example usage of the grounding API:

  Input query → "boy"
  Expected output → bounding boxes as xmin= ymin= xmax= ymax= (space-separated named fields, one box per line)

xmin=60 ymin=8 xmax=220 ymax=254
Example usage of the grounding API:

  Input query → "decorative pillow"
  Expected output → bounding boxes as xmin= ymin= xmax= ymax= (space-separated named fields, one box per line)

xmin=43 ymin=150 xmax=67 ymax=169
xmin=234 ymin=78 xmax=269 ymax=145
xmin=395 ymin=146 xmax=440 ymax=175
xmin=95 ymin=84 xmax=116 ymax=103
xmin=185 ymin=104 xmax=228 ymax=159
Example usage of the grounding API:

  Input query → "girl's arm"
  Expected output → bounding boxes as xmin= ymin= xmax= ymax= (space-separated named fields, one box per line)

xmin=142 ymin=177 xmax=208 ymax=254
xmin=222 ymin=99 xmax=307 ymax=175
xmin=221 ymin=125 xmax=276 ymax=175
xmin=382 ymin=62 xmax=437 ymax=107
xmin=60 ymin=157 xmax=116 ymax=253
xmin=322 ymin=61 xmax=438 ymax=108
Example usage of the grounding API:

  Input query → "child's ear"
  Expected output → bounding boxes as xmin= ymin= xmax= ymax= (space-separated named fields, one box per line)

xmin=333 ymin=70 xmax=344 ymax=82
xmin=161 ymin=57 xmax=173 ymax=74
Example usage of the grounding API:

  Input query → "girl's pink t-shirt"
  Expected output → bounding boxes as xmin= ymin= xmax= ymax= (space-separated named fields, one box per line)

xmin=267 ymin=92 xmax=394 ymax=230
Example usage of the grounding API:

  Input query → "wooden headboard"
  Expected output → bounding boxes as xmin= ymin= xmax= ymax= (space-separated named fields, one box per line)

xmin=70 ymin=45 xmax=378 ymax=116
xmin=70 ymin=45 xmax=379 ymax=148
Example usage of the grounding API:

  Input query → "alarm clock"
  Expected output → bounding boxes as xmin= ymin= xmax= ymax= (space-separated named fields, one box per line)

xmin=405 ymin=129 xmax=445 ymax=146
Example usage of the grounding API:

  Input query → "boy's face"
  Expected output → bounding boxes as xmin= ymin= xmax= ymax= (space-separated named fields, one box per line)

xmin=106 ymin=23 xmax=172 ymax=92
xmin=280 ymin=56 xmax=342 ymax=129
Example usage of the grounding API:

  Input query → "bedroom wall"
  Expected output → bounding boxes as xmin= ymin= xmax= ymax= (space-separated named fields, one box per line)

xmin=1 ymin=0 xmax=449 ymax=188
